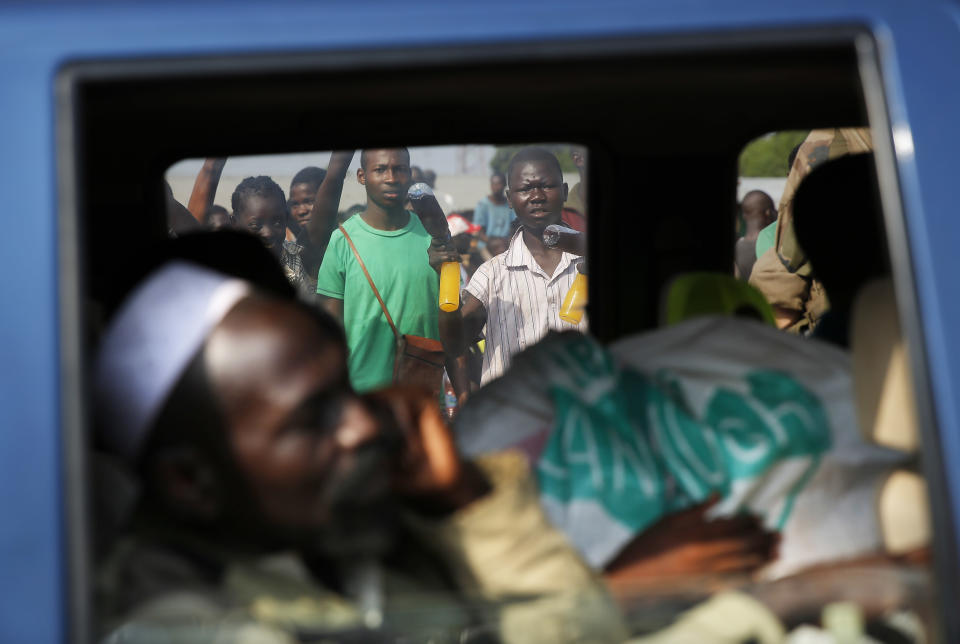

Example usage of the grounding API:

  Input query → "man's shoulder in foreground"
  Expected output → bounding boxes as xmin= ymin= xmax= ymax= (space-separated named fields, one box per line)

xmin=97 ymin=450 xmax=627 ymax=644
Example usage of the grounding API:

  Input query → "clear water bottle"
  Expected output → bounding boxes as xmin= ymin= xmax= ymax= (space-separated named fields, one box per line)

xmin=442 ymin=370 xmax=457 ymax=420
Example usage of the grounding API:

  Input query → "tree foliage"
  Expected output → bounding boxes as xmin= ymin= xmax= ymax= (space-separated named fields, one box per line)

xmin=489 ymin=144 xmax=578 ymax=176
xmin=739 ymin=131 xmax=809 ymax=177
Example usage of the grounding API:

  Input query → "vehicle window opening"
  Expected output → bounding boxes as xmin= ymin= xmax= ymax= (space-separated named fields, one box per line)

xmin=71 ymin=41 xmax=939 ymax=643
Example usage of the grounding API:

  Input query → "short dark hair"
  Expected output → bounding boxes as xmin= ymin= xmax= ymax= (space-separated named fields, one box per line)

xmin=741 ymin=190 xmax=775 ymax=212
xmin=204 ymin=204 xmax=229 ymax=222
xmin=360 ymin=148 xmax=410 ymax=170
xmin=506 ymin=147 xmax=563 ymax=187
xmin=231 ymin=176 xmax=286 ymax=218
xmin=491 ymin=172 xmax=506 ymax=183
xmin=290 ymin=166 xmax=327 ymax=191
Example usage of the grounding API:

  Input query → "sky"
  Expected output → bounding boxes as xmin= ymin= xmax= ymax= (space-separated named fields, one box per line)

xmin=166 ymin=144 xmax=497 ymax=178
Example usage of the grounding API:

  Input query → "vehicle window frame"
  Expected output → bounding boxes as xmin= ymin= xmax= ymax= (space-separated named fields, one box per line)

xmin=56 ymin=26 xmax=954 ymax=642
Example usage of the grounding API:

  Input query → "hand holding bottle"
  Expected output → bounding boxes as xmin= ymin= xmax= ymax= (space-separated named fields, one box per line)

xmin=410 ymin=183 xmax=460 ymax=312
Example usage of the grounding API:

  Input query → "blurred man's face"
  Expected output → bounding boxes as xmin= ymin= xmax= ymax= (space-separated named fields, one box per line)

xmin=506 ymin=160 xmax=567 ymax=234
xmin=490 ymin=175 xmax=505 ymax=197
xmin=236 ymin=195 xmax=286 ymax=256
xmin=204 ymin=298 xmax=397 ymax=554
xmin=742 ymin=194 xmax=776 ymax=228
xmin=570 ymin=146 xmax=587 ymax=171
xmin=288 ymin=183 xmax=318 ymax=229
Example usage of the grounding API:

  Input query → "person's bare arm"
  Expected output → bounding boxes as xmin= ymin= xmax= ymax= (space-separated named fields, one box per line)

xmin=299 ymin=151 xmax=355 ymax=276
xmin=367 ymin=387 xmax=628 ymax=643
xmin=603 ymin=499 xmax=779 ymax=589
xmin=317 ymin=294 xmax=344 ymax=324
xmin=440 ymin=293 xmax=487 ymax=358
xmin=306 ymin=150 xmax=354 ymax=248
xmin=445 ymin=354 xmax=472 ymax=406
xmin=186 ymin=158 xmax=226 ymax=223
xmin=428 ymin=238 xmax=487 ymax=356
xmin=745 ymin=559 xmax=930 ymax=630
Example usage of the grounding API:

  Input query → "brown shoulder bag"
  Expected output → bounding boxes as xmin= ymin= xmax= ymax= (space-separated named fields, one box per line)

xmin=339 ymin=224 xmax=446 ymax=396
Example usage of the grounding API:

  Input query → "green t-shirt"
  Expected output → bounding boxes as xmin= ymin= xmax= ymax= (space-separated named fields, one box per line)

xmin=755 ymin=220 xmax=778 ymax=259
xmin=316 ymin=212 xmax=440 ymax=392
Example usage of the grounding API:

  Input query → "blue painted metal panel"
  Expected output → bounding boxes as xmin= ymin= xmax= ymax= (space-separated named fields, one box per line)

xmin=873 ymin=4 xmax=960 ymax=568
xmin=0 ymin=56 xmax=63 ymax=642
xmin=0 ymin=1 xmax=958 ymax=640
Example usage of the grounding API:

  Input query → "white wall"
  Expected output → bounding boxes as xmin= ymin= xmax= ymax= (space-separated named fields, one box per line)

xmin=737 ymin=177 xmax=788 ymax=209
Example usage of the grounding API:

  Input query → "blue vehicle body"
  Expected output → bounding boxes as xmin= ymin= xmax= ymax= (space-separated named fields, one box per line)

xmin=1 ymin=1 xmax=959 ymax=641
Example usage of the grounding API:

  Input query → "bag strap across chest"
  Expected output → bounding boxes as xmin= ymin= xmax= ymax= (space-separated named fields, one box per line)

xmin=339 ymin=224 xmax=402 ymax=343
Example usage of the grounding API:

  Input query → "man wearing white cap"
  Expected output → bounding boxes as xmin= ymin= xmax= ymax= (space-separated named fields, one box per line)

xmin=93 ymin=260 xmax=626 ymax=643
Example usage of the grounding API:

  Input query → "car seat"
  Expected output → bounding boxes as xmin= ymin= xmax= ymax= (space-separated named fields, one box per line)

xmin=660 ymin=272 xmax=776 ymax=327
xmin=851 ymin=278 xmax=929 ymax=554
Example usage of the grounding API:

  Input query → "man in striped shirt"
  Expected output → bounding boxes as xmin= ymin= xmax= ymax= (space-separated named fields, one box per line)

xmin=434 ymin=147 xmax=587 ymax=386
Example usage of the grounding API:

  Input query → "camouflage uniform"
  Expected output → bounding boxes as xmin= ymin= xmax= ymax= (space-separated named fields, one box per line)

xmin=96 ymin=452 xmax=627 ymax=644
xmin=748 ymin=128 xmax=873 ymax=333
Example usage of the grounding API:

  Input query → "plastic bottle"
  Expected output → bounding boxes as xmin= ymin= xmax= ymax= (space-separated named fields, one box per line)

xmin=442 ymin=370 xmax=458 ymax=419
xmin=543 ymin=224 xmax=586 ymax=255
xmin=439 ymin=261 xmax=460 ymax=312
xmin=407 ymin=182 xmax=461 ymax=312
xmin=559 ymin=269 xmax=587 ymax=324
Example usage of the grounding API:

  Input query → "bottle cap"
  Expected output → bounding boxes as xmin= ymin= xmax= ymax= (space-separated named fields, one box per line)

xmin=407 ymin=182 xmax=435 ymax=200
xmin=543 ymin=223 xmax=578 ymax=248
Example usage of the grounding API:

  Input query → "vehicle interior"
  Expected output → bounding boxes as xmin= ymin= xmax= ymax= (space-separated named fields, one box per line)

xmin=61 ymin=27 xmax=951 ymax=642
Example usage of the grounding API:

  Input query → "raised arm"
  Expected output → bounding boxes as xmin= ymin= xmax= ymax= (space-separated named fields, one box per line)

xmin=186 ymin=158 xmax=226 ymax=223
xmin=299 ymin=151 xmax=355 ymax=276
xmin=306 ymin=150 xmax=354 ymax=248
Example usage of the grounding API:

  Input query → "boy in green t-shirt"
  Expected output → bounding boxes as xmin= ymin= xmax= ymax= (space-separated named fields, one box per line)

xmin=316 ymin=148 xmax=441 ymax=392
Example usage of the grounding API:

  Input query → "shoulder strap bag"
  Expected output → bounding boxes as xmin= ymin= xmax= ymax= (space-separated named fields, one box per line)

xmin=339 ymin=224 xmax=446 ymax=396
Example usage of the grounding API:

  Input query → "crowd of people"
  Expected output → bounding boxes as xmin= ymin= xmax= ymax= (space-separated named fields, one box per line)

xmin=91 ymin=139 xmax=929 ymax=643
xmin=166 ymin=146 xmax=590 ymax=402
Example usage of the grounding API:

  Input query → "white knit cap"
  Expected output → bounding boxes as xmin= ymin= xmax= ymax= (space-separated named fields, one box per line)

xmin=94 ymin=261 xmax=251 ymax=460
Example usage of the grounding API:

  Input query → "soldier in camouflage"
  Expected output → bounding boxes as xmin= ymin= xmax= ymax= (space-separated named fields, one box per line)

xmin=749 ymin=128 xmax=873 ymax=333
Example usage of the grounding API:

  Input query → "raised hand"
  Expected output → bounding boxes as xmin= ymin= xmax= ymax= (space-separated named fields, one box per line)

xmin=364 ymin=386 xmax=489 ymax=516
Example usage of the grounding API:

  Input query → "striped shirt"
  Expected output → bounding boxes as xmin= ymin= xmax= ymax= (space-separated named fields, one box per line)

xmin=465 ymin=228 xmax=587 ymax=385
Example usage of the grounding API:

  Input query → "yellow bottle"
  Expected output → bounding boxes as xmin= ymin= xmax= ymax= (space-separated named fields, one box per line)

xmin=439 ymin=261 xmax=460 ymax=312
xmin=559 ymin=271 xmax=587 ymax=324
